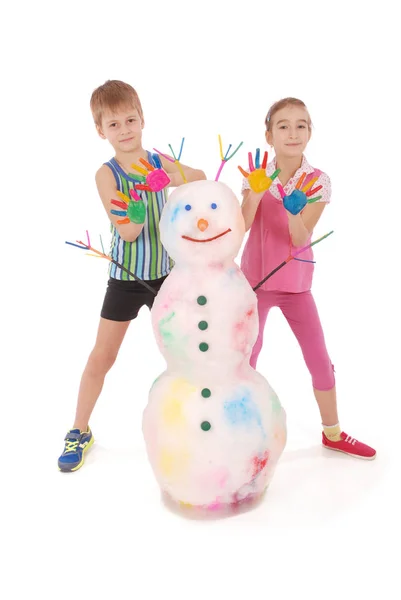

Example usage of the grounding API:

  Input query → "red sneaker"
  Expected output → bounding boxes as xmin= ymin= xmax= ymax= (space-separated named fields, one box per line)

xmin=322 ymin=431 xmax=376 ymax=460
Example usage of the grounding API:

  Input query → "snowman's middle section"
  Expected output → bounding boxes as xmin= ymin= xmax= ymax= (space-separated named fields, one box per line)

xmin=152 ymin=264 xmax=259 ymax=381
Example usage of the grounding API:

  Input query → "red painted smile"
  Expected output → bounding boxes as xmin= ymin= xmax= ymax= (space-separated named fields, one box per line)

xmin=182 ymin=228 xmax=231 ymax=243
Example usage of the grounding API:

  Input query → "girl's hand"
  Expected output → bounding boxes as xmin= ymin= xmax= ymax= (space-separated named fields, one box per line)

xmin=277 ymin=172 xmax=323 ymax=215
xmin=111 ymin=188 xmax=147 ymax=225
xmin=238 ymin=150 xmax=280 ymax=193
xmin=130 ymin=155 xmax=171 ymax=192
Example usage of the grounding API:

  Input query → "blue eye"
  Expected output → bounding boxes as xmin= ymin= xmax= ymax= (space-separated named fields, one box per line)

xmin=185 ymin=204 xmax=192 ymax=211
xmin=211 ymin=203 xmax=217 ymax=209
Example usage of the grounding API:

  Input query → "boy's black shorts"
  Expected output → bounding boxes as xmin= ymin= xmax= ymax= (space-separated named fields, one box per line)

xmin=100 ymin=275 xmax=168 ymax=322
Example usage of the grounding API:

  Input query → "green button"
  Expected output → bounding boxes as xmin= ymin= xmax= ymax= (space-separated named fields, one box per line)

xmin=197 ymin=296 xmax=207 ymax=306
xmin=201 ymin=388 xmax=211 ymax=398
xmin=199 ymin=343 xmax=209 ymax=352
xmin=198 ymin=321 xmax=208 ymax=330
xmin=201 ymin=421 xmax=211 ymax=431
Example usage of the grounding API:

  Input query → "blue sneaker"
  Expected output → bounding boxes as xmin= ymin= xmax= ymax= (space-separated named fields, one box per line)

xmin=58 ymin=427 xmax=94 ymax=472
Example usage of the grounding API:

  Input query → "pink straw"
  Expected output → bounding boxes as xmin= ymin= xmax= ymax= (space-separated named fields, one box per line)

xmin=153 ymin=148 xmax=175 ymax=163
xmin=215 ymin=160 xmax=225 ymax=182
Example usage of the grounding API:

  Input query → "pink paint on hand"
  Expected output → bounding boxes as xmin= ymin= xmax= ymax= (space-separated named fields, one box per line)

xmin=130 ymin=188 xmax=141 ymax=202
xmin=147 ymin=169 xmax=171 ymax=192
xmin=277 ymin=183 xmax=285 ymax=199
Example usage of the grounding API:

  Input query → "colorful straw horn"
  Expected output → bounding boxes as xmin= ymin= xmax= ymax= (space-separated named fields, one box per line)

xmin=65 ymin=233 xmax=157 ymax=295
xmin=215 ymin=135 xmax=243 ymax=181
xmin=154 ymin=138 xmax=187 ymax=184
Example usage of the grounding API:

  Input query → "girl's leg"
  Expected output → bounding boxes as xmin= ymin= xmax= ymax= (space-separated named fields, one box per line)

xmin=73 ymin=318 xmax=130 ymax=430
xmin=249 ymin=290 xmax=275 ymax=369
xmin=279 ymin=291 xmax=337 ymax=424
xmin=280 ymin=291 xmax=376 ymax=458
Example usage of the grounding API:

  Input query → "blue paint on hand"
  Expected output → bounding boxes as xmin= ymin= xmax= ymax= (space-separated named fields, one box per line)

xmin=283 ymin=189 xmax=307 ymax=215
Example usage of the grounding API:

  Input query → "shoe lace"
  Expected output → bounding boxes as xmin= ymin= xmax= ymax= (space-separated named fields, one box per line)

xmin=344 ymin=435 xmax=356 ymax=445
xmin=64 ymin=439 xmax=79 ymax=453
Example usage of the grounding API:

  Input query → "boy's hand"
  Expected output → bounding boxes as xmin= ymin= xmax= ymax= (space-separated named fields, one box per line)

xmin=277 ymin=172 xmax=323 ymax=216
xmin=130 ymin=154 xmax=170 ymax=192
xmin=238 ymin=150 xmax=280 ymax=193
xmin=111 ymin=189 xmax=146 ymax=225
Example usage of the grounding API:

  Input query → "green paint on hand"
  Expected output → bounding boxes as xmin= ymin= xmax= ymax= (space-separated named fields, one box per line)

xmin=128 ymin=200 xmax=146 ymax=224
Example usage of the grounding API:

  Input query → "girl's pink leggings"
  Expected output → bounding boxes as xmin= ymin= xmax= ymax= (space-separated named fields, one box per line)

xmin=251 ymin=290 xmax=335 ymax=391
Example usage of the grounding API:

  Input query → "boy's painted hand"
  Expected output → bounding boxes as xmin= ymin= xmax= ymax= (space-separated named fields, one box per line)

xmin=277 ymin=172 xmax=323 ymax=216
xmin=130 ymin=154 xmax=170 ymax=192
xmin=238 ymin=150 xmax=280 ymax=193
xmin=111 ymin=188 xmax=146 ymax=225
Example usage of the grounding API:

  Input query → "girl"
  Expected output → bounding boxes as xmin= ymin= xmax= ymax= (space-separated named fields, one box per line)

xmin=241 ymin=97 xmax=376 ymax=459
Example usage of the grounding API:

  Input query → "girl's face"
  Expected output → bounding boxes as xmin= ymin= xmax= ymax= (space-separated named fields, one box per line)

xmin=266 ymin=104 xmax=311 ymax=158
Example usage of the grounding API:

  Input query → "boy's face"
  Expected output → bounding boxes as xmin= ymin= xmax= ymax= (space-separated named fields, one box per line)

xmin=265 ymin=105 xmax=311 ymax=158
xmin=97 ymin=106 xmax=144 ymax=152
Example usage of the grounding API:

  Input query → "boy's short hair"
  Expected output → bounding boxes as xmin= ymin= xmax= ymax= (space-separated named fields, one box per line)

xmin=90 ymin=80 xmax=144 ymax=127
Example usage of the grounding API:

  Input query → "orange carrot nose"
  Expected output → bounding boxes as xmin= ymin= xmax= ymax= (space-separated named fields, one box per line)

xmin=197 ymin=219 xmax=209 ymax=231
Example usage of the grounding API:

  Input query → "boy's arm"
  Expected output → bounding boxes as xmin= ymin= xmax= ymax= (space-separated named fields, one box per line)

xmin=158 ymin=155 xmax=206 ymax=187
xmin=96 ymin=166 xmax=145 ymax=243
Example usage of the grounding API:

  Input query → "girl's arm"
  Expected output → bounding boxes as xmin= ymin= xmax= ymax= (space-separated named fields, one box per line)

xmin=241 ymin=189 xmax=265 ymax=231
xmin=287 ymin=172 xmax=332 ymax=247
xmin=96 ymin=165 xmax=145 ymax=243
xmin=287 ymin=203 xmax=326 ymax=247
xmin=159 ymin=156 xmax=206 ymax=187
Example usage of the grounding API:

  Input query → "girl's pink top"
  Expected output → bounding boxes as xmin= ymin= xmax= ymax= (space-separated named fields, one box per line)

xmin=240 ymin=156 xmax=331 ymax=293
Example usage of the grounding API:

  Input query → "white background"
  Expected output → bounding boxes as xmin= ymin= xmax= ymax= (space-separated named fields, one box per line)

xmin=1 ymin=0 xmax=400 ymax=598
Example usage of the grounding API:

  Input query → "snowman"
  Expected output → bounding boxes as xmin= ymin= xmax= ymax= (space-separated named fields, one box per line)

xmin=142 ymin=179 xmax=286 ymax=513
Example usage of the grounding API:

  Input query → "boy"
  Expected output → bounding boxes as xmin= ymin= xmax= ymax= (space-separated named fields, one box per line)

xmin=58 ymin=80 xmax=206 ymax=472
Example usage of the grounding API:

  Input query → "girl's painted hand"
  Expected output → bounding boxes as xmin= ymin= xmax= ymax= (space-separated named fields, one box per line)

xmin=277 ymin=172 xmax=323 ymax=215
xmin=238 ymin=150 xmax=280 ymax=194
xmin=111 ymin=188 xmax=146 ymax=225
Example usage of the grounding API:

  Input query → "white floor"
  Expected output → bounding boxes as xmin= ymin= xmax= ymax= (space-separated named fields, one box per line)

xmin=3 ymin=256 xmax=399 ymax=599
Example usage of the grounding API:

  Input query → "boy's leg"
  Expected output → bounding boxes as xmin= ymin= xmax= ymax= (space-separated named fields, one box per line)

xmin=73 ymin=318 xmax=130 ymax=431
xmin=58 ymin=277 xmax=143 ymax=472
xmin=59 ymin=275 xmax=169 ymax=471
xmin=58 ymin=318 xmax=130 ymax=472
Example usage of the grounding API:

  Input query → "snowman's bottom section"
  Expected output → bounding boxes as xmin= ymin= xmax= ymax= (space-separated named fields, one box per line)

xmin=161 ymin=487 xmax=267 ymax=519
xmin=142 ymin=369 xmax=287 ymax=511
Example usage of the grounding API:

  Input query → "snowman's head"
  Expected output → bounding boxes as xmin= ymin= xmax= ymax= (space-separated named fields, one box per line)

xmin=160 ymin=180 xmax=245 ymax=266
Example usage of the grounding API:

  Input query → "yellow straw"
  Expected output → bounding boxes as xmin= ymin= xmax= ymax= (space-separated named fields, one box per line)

xmin=176 ymin=161 xmax=187 ymax=183
xmin=218 ymin=135 xmax=224 ymax=161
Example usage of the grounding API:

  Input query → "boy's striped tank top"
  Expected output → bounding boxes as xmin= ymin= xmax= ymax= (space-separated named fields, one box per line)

xmin=105 ymin=152 xmax=173 ymax=281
